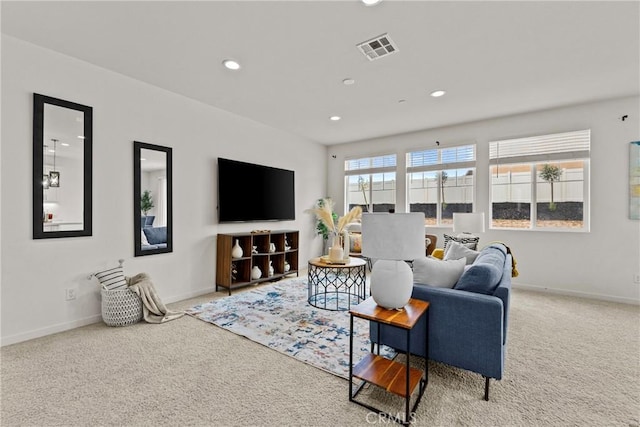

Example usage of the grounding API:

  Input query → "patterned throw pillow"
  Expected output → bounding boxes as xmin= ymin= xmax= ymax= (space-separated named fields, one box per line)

xmin=349 ymin=232 xmax=362 ymax=253
xmin=443 ymin=233 xmax=480 ymax=251
xmin=94 ymin=266 xmax=128 ymax=291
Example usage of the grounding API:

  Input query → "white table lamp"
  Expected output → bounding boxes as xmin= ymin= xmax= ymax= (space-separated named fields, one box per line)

xmin=362 ymin=213 xmax=425 ymax=309
xmin=453 ymin=212 xmax=485 ymax=237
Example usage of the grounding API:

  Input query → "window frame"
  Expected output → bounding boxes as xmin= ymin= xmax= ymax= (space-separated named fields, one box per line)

xmin=406 ymin=144 xmax=477 ymax=227
xmin=489 ymin=130 xmax=590 ymax=232
xmin=344 ymin=154 xmax=397 ymax=214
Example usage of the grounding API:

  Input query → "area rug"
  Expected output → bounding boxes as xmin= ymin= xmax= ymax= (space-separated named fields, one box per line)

xmin=186 ymin=277 xmax=394 ymax=380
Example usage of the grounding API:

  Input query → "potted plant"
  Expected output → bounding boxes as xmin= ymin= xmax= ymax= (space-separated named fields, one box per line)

xmin=313 ymin=198 xmax=338 ymax=241
xmin=140 ymin=190 xmax=154 ymax=216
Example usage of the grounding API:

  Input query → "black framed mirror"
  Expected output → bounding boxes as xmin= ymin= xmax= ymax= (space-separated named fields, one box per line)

xmin=134 ymin=141 xmax=173 ymax=256
xmin=33 ymin=93 xmax=92 ymax=239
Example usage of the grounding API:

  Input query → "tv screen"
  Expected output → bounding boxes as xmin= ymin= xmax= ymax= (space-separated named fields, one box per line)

xmin=217 ymin=158 xmax=295 ymax=222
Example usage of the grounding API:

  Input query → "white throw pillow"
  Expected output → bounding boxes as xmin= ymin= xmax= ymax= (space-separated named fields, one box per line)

xmin=444 ymin=241 xmax=480 ymax=265
xmin=412 ymin=256 xmax=466 ymax=288
xmin=94 ymin=266 xmax=128 ymax=291
xmin=141 ymin=230 xmax=150 ymax=246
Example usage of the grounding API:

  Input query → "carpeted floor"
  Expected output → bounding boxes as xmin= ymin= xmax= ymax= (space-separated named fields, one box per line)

xmin=1 ymin=279 xmax=638 ymax=426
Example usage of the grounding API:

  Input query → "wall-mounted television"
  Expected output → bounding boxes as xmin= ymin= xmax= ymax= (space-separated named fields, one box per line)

xmin=217 ymin=158 xmax=295 ymax=223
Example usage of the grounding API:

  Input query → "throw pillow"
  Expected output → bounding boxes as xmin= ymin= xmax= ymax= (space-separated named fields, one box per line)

xmin=143 ymin=226 xmax=167 ymax=245
xmin=454 ymin=244 xmax=507 ymax=295
xmin=443 ymin=233 xmax=480 ymax=251
xmin=141 ymin=230 xmax=150 ymax=246
xmin=443 ymin=241 xmax=480 ymax=265
xmin=349 ymin=232 xmax=362 ymax=253
xmin=412 ymin=256 xmax=466 ymax=288
xmin=95 ymin=266 xmax=128 ymax=291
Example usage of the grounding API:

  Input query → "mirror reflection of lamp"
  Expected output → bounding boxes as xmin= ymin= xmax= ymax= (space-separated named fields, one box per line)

xmin=49 ymin=138 xmax=60 ymax=187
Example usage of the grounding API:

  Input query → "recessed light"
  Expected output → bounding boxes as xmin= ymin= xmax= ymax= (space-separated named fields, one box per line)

xmin=342 ymin=78 xmax=355 ymax=85
xmin=48 ymin=149 xmax=55 ymax=153
xmin=362 ymin=0 xmax=382 ymax=6
xmin=141 ymin=158 xmax=147 ymax=161
xmin=61 ymin=142 xmax=70 ymax=147
xmin=77 ymin=135 xmax=85 ymax=139
xmin=430 ymin=90 xmax=446 ymax=97
xmin=330 ymin=116 xmax=342 ymax=121
xmin=222 ymin=59 xmax=241 ymax=70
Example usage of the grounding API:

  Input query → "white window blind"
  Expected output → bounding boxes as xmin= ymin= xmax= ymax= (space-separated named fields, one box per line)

xmin=407 ymin=144 xmax=475 ymax=173
xmin=345 ymin=154 xmax=396 ymax=174
xmin=490 ymin=129 xmax=590 ymax=165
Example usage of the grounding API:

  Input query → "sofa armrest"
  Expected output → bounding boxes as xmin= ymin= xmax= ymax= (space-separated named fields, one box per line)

xmin=413 ymin=284 xmax=505 ymax=379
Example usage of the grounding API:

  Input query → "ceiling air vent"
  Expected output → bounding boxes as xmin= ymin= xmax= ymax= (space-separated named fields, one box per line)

xmin=356 ymin=33 xmax=398 ymax=61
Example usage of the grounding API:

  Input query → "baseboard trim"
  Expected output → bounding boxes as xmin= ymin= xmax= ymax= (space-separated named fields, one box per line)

xmin=163 ymin=287 xmax=218 ymax=304
xmin=512 ymin=283 xmax=639 ymax=305
xmin=1 ymin=286 xmax=216 ymax=348
xmin=1 ymin=314 xmax=103 ymax=347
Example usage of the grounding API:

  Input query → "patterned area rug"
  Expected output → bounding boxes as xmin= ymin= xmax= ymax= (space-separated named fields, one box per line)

xmin=186 ymin=277 xmax=394 ymax=380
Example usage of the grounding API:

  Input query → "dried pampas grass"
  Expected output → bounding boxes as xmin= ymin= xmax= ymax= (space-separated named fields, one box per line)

xmin=306 ymin=198 xmax=362 ymax=235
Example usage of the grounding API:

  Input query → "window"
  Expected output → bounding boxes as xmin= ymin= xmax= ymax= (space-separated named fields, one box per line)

xmin=345 ymin=154 xmax=396 ymax=213
xmin=407 ymin=145 xmax=476 ymax=226
xmin=489 ymin=129 xmax=590 ymax=231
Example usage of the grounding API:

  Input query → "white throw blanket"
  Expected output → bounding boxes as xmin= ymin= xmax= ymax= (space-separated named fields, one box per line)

xmin=126 ymin=273 xmax=184 ymax=324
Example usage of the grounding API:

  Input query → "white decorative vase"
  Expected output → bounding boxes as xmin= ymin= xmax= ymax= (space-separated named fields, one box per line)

xmin=268 ymin=261 xmax=274 ymax=277
xmin=269 ymin=243 xmax=276 ymax=253
xmin=284 ymin=261 xmax=290 ymax=272
xmin=328 ymin=235 xmax=344 ymax=262
xmin=370 ymin=259 xmax=413 ymax=309
xmin=231 ymin=239 xmax=243 ymax=258
xmin=251 ymin=266 xmax=262 ymax=280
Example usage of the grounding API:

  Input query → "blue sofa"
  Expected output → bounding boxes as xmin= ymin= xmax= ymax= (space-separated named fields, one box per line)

xmin=370 ymin=243 xmax=512 ymax=400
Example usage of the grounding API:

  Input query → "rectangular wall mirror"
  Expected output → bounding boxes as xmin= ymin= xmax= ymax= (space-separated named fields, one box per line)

xmin=134 ymin=141 xmax=173 ymax=256
xmin=33 ymin=93 xmax=92 ymax=239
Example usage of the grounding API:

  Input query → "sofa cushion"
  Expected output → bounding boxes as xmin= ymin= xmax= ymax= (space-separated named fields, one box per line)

xmin=413 ymin=256 xmax=466 ymax=288
xmin=444 ymin=233 xmax=480 ymax=251
xmin=454 ymin=244 xmax=507 ymax=295
xmin=444 ymin=241 xmax=480 ymax=265
xmin=143 ymin=226 xmax=167 ymax=245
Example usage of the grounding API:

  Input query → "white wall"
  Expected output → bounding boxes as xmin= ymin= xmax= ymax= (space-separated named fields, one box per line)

xmin=328 ymin=96 xmax=640 ymax=304
xmin=1 ymin=37 xmax=327 ymax=345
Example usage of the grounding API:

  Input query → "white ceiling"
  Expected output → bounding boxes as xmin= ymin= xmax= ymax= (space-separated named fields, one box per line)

xmin=3 ymin=1 xmax=639 ymax=145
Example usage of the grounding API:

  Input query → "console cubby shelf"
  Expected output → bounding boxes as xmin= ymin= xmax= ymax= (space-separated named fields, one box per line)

xmin=216 ymin=230 xmax=299 ymax=295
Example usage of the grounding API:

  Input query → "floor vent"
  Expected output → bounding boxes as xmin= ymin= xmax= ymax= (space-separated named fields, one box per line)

xmin=356 ymin=33 xmax=398 ymax=61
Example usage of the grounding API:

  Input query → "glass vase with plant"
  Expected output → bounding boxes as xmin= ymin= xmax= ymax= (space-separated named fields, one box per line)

xmin=307 ymin=198 xmax=362 ymax=261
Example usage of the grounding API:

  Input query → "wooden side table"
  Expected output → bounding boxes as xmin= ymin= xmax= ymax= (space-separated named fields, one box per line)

xmin=349 ymin=297 xmax=429 ymax=426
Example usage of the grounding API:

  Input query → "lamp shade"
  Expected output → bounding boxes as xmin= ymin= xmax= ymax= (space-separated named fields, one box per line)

xmin=452 ymin=212 xmax=485 ymax=234
xmin=361 ymin=213 xmax=426 ymax=260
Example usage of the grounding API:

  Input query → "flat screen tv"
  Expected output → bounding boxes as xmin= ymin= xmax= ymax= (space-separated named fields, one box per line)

xmin=217 ymin=158 xmax=295 ymax=223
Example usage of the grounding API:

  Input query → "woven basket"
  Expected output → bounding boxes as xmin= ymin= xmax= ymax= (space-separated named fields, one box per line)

xmin=101 ymin=288 xmax=143 ymax=327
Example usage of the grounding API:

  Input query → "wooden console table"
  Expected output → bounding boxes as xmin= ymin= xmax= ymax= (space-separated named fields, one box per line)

xmin=349 ymin=297 xmax=429 ymax=426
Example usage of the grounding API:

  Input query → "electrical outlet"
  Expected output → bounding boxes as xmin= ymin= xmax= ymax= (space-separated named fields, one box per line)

xmin=634 ymin=274 xmax=640 ymax=284
xmin=65 ymin=287 xmax=77 ymax=301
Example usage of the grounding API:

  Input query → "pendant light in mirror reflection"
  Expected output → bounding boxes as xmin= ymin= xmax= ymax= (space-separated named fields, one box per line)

xmin=48 ymin=139 xmax=60 ymax=187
